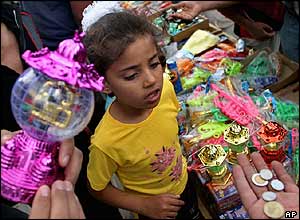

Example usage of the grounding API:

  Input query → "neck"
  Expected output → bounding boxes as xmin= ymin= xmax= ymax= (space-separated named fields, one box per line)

xmin=109 ymin=100 xmax=153 ymax=124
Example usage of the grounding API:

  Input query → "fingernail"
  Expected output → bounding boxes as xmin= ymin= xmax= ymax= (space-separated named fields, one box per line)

xmin=40 ymin=185 xmax=49 ymax=197
xmin=64 ymin=181 xmax=73 ymax=191
xmin=54 ymin=180 xmax=65 ymax=190
xmin=62 ymin=155 xmax=70 ymax=166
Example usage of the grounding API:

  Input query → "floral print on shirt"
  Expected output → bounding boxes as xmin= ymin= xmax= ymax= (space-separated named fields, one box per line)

xmin=150 ymin=146 xmax=176 ymax=174
xmin=150 ymin=146 xmax=183 ymax=182
xmin=170 ymin=155 xmax=183 ymax=182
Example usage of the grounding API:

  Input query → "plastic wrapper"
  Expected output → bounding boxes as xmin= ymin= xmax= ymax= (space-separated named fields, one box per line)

xmin=166 ymin=49 xmax=195 ymax=77
xmin=182 ymin=124 xmax=229 ymax=158
xmin=181 ymin=67 xmax=211 ymax=91
xmin=242 ymin=50 xmax=281 ymax=81
xmin=250 ymin=89 xmax=299 ymax=129
xmin=186 ymin=86 xmax=218 ymax=120
xmin=219 ymin=58 xmax=243 ymax=76
xmin=196 ymin=60 xmax=220 ymax=73
xmin=217 ymin=42 xmax=248 ymax=60
xmin=195 ymin=48 xmax=228 ymax=63
xmin=244 ymin=75 xmax=279 ymax=91
xmin=177 ymin=101 xmax=190 ymax=136
xmin=235 ymin=38 xmax=245 ymax=53
xmin=177 ymin=58 xmax=194 ymax=76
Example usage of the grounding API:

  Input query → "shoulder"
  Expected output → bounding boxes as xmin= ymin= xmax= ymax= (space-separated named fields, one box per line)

xmin=162 ymin=74 xmax=175 ymax=97
xmin=160 ymin=74 xmax=179 ymax=110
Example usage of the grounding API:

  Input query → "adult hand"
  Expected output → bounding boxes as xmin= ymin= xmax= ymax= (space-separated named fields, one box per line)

xmin=1 ymin=129 xmax=20 ymax=144
xmin=168 ymin=1 xmax=202 ymax=20
xmin=140 ymin=193 xmax=185 ymax=219
xmin=29 ymin=180 xmax=85 ymax=219
xmin=247 ymin=22 xmax=275 ymax=41
xmin=1 ymin=129 xmax=83 ymax=185
xmin=233 ymin=152 xmax=299 ymax=219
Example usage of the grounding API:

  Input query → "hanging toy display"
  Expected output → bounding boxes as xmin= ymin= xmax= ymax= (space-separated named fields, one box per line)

xmin=1 ymin=31 xmax=104 ymax=203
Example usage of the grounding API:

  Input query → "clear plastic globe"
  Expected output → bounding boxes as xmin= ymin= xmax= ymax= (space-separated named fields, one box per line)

xmin=11 ymin=67 xmax=95 ymax=142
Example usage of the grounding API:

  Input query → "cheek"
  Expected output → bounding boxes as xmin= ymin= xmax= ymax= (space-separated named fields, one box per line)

xmin=155 ymin=68 xmax=164 ymax=84
xmin=110 ymin=83 xmax=140 ymax=99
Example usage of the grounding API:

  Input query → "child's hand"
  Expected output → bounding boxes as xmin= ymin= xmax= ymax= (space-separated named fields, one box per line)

xmin=140 ymin=193 xmax=185 ymax=219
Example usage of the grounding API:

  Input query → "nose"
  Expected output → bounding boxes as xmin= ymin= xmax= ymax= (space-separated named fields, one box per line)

xmin=143 ymin=69 xmax=156 ymax=88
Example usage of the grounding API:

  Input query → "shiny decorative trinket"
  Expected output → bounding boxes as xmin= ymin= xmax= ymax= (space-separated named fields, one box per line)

xmin=224 ymin=123 xmax=249 ymax=145
xmin=224 ymin=123 xmax=250 ymax=164
xmin=198 ymin=145 xmax=231 ymax=184
xmin=257 ymin=121 xmax=288 ymax=143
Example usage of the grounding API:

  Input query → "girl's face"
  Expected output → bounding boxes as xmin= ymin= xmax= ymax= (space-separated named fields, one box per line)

xmin=104 ymin=35 xmax=163 ymax=111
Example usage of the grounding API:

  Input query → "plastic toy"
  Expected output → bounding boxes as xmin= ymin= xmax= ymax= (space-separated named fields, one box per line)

xmin=1 ymin=31 xmax=104 ymax=203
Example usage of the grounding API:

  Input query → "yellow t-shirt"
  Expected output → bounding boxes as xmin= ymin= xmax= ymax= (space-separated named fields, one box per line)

xmin=87 ymin=77 xmax=188 ymax=196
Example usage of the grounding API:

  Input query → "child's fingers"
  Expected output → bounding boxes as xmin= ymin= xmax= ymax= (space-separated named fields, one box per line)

xmin=29 ymin=185 xmax=51 ymax=219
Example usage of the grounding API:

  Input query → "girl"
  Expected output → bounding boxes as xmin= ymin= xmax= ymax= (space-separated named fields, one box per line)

xmin=84 ymin=9 xmax=202 ymax=219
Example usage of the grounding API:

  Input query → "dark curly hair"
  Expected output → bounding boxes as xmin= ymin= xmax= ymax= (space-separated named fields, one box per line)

xmin=84 ymin=11 xmax=165 ymax=77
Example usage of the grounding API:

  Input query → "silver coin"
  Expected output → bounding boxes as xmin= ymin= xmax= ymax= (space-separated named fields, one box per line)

xmin=252 ymin=173 xmax=268 ymax=186
xmin=260 ymin=168 xmax=273 ymax=180
xmin=262 ymin=191 xmax=277 ymax=201
xmin=270 ymin=179 xmax=285 ymax=191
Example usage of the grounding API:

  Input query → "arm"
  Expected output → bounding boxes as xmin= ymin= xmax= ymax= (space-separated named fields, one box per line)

xmin=69 ymin=1 xmax=93 ymax=27
xmin=169 ymin=1 xmax=240 ymax=20
xmin=87 ymin=182 xmax=185 ymax=219
xmin=219 ymin=6 xmax=275 ymax=40
xmin=1 ymin=23 xmax=23 ymax=74
xmin=88 ymin=182 xmax=144 ymax=214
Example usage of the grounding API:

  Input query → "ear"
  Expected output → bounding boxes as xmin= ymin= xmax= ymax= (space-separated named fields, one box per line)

xmin=102 ymin=81 xmax=112 ymax=94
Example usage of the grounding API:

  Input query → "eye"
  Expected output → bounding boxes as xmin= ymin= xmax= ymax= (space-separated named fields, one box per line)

xmin=150 ymin=62 xmax=160 ymax=69
xmin=124 ymin=73 xmax=138 ymax=81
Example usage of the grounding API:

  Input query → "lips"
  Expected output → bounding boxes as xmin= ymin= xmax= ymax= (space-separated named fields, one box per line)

xmin=145 ymin=89 xmax=160 ymax=103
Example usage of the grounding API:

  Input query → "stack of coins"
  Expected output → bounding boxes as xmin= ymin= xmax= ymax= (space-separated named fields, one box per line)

xmin=251 ymin=168 xmax=286 ymax=219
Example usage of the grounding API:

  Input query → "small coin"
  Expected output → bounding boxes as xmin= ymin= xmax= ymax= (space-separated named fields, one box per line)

xmin=262 ymin=191 xmax=277 ymax=202
xmin=270 ymin=179 xmax=285 ymax=191
xmin=260 ymin=168 xmax=273 ymax=180
xmin=263 ymin=201 xmax=285 ymax=219
xmin=252 ymin=173 xmax=268 ymax=186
